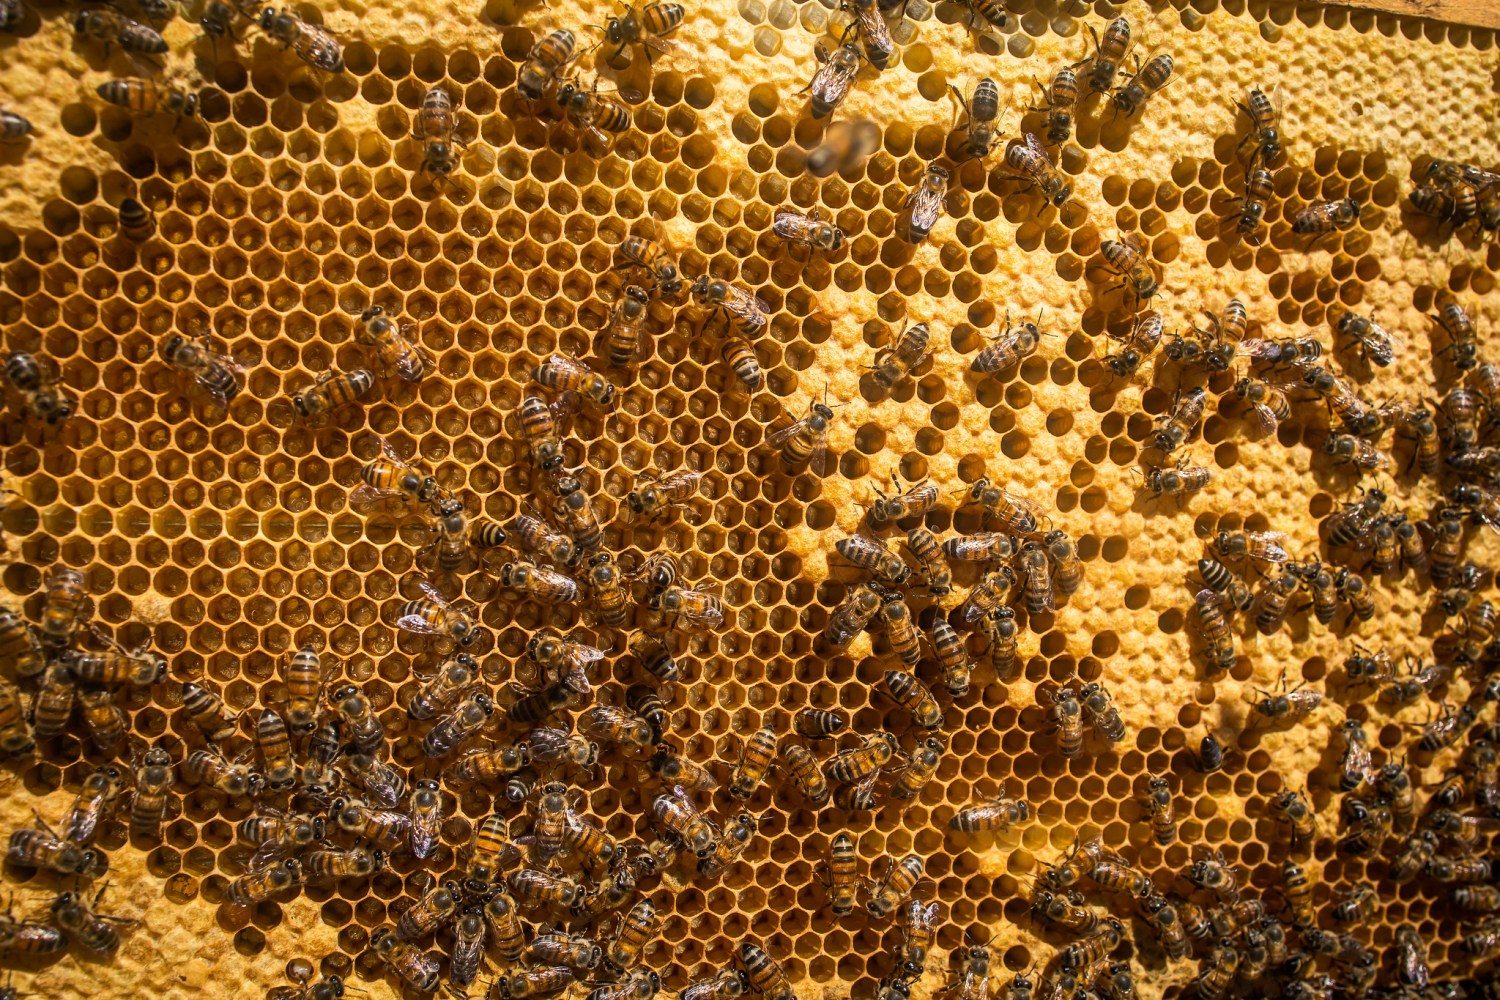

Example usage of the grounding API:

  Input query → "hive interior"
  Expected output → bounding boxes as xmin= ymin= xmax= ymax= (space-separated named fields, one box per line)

xmin=0 ymin=0 xmax=1498 ymax=996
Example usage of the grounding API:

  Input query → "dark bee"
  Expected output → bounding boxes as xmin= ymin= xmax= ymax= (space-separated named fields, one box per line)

xmin=51 ymin=885 xmax=133 ymax=954
xmin=1046 ymin=686 xmax=1084 ymax=758
xmin=74 ymin=7 xmax=167 ymax=55
xmin=1083 ymin=16 xmax=1131 ymax=94
xmin=1153 ymin=387 xmax=1206 ymax=455
xmin=2 ymin=352 xmax=74 ymax=430
xmin=1251 ymin=570 xmax=1297 ymax=634
xmin=1229 ymin=166 xmax=1275 ymax=240
xmin=599 ymin=1 xmax=683 ymax=65
xmin=1432 ymin=293 xmax=1477 ymax=371
xmin=1079 ymin=682 xmax=1125 ymax=745
xmin=1144 ymin=462 xmax=1212 ymax=497
xmin=1236 ymin=87 xmax=1281 ymax=167
xmin=370 ymin=927 xmax=440 ymax=993
xmin=952 ymin=77 xmax=1001 ymax=159
xmin=1099 ymin=233 xmax=1159 ymax=307
xmin=257 ymin=7 xmax=344 ymax=71
xmin=1336 ymin=311 xmax=1397 ymax=368
xmin=839 ymin=0 xmax=893 ymax=71
xmin=836 ymin=534 xmax=910 ymax=586
xmin=1111 ymin=53 xmax=1172 ymax=117
xmin=1034 ymin=65 xmax=1077 ymax=145
xmin=803 ymin=41 xmax=860 ymax=120
xmin=793 ymin=708 xmax=848 ymax=739
xmin=1291 ymin=197 xmax=1359 ymax=242
xmin=518 ymin=29 xmax=576 ymax=99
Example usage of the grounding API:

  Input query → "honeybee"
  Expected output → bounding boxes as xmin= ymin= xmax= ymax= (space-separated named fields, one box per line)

xmin=883 ymin=670 xmax=943 ymax=728
xmin=343 ymin=750 xmax=405 ymax=807
xmin=1212 ymin=529 xmax=1291 ymax=568
xmin=1018 ymin=541 xmax=1055 ymax=614
xmin=27 ymin=662 xmax=73 ymax=740
xmin=1251 ymin=570 xmax=1298 ymax=634
xmin=626 ymin=469 xmax=703 ymax=525
xmin=1153 ymin=387 xmax=1206 ymax=455
xmin=600 ymin=0 xmax=683 ymax=64
xmin=690 ymin=275 xmax=770 ymax=338
xmin=602 ymin=898 xmax=659 ymax=971
xmin=254 ymin=708 xmax=296 ymax=791
xmin=864 ymin=321 xmax=935 ymax=391
xmin=1045 ymin=686 xmax=1084 ymax=758
xmin=649 ymin=584 xmax=724 ymax=630
xmin=824 ymin=731 xmax=897 ymax=783
xmin=929 ymin=618 xmax=970 ymax=697
xmin=127 ymin=746 xmax=173 ymax=839
xmin=508 ymin=511 xmax=576 ymax=567
xmin=1034 ymin=65 xmax=1077 ymax=145
xmin=330 ymin=685 xmax=385 ymax=756
xmin=518 ymin=28 xmax=576 ymax=99
xmin=51 ymin=885 xmax=134 ymax=954
xmin=952 ymin=77 xmax=1001 ymax=159
xmin=816 ymin=831 xmax=862 ymax=916
xmin=824 ymin=584 xmax=880 ymax=648
xmin=414 ymin=85 xmax=464 ymax=179
xmin=258 ymin=7 xmax=344 ymax=71
xmin=768 ymin=395 xmax=835 ymax=476
xmin=298 ymin=722 xmax=340 ymax=799
xmin=951 ymin=795 xmax=1030 ymax=832
xmin=528 ymin=929 xmax=602 ymax=972
xmin=59 ymin=765 xmax=124 ymax=848
xmin=422 ymin=691 xmax=494 ymax=757
xmin=393 ymin=880 xmax=459 ymax=941
xmin=226 ymin=857 xmax=302 ymax=907
xmin=74 ymin=7 xmax=167 ymax=55
xmin=0 ymin=609 xmax=44 ymax=680
xmin=95 ymin=78 xmax=196 ymax=119
xmin=288 ymin=368 xmax=374 ymax=422
xmin=887 ymin=735 xmax=944 ymax=802
xmin=334 ymin=797 xmax=410 ymax=853
xmin=353 ymin=306 xmax=431 ymax=382
xmin=63 ymin=636 xmax=165 ymax=687
xmin=899 ymin=165 xmax=949 ymax=243
xmin=551 ymin=475 xmax=605 ymax=552
xmin=877 ymin=591 xmax=921 ymax=667
xmin=803 ymin=41 xmax=861 ymax=120
xmin=959 ymin=567 xmax=1015 ymax=624
xmin=681 ymin=971 xmax=750 ymax=1000
xmin=184 ymin=746 xmax=262 ymax=798
xmin=181 ymin=680 xmax=237 ymax=743
xmin=1335 ymin=311 xmax=1397 ymax=368
xmin=1292 ymin=197 xmax=1360 ymax=242
xmin=723 ymin=725 xmax=775 ymax=800
xmin=1082 ymin=16 xmax=1131 ymax=94
xmin=967 ymin=477 xmax=1044 ymax=534
xmin=866 ymin=854 xmax=925 ymax=919
xmin=794 ymin=708 xmax=848 ymax=739
xmin=943 ymin=532 xmax=1015 ymax=563
xmin=404 ymin=653 xmax=474 ymax=724
xmin=499 ymin=561 xmax=580 ymax=606
xmin=1270 ymin=788 xmax=1315 ymax=848
xmin=493 ymin=967 xmax=576 ymax=1000
xmin=1429 ymin=294 xmax=1477 ymax=371
xmin=1334 ymin=567 xmax=1374 ymax=623
xmin=580 ymin=704 xmax=653 ymax=754
xmin=370 ymin=927 xmax=440 ymax=993
xmin=774 ymin=740 xmax=826 ymax=805
xmin=652 ymin=785 xmax=718 ymax=857
xmin=305 ymin=845 xmax=383 ymax=881
xmin=1136 ymin=892 xmax=1189 ymax=960
xmin=1111 ymin=53 xmax=1172 ymax=117
xmin=396 ymin=580 xmax=479 ymax=646
xmin=1235 ymin=87 xmax=1281 ymax=167
xmin=1078 ymin=682 xmax=1125 ymax=744
xmin=1245 ymin=672 xmax=1323 ymax=724
xmin=839 ymin=0 xmax=893 ymax=71
xmin=1099 ymin=233 xmax=1159 ymax=307
xmin=1233 ymin=375 xmax=1290 ymax=437
xmin=558 ymin=77 xmax=631 ymax=149
xmin=0 ymin=898 xmax=65 ymax=955
xmin=78 ymin=687 xmax=126 ymax=751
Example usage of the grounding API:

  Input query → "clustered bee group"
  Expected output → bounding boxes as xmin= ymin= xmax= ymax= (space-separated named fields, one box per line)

xmin=0 ymin=0 xmax=1496 ymax=996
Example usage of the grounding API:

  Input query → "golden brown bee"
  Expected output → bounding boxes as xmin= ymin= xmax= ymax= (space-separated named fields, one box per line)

xmin=952 ymin=77 xmax=1001 ymax=159
xmin=330 ymin=684 xmax=386 ymax=756
xmin=350 ymin=436 xmax=437 ymax=513
xmin=334 ymin=797 xmax=409 ymax=852
xmin=1083 ymin=16 xmax=1131 ymax=93
xmin=899 ymin=164 xmax=949 ymax=243
xmin=626 ymin=468 xmax=703 ymax=524
xmin=1145 ymin=462 xmax=1212 ymax=498
xmin=823 ymin=583 xmax=881 ymax=648
xmin=724 ymin=725 xmax=775 ymax=800
xmin=448 ymin=741 xmax=529 ymax=787
xmin=877 ymin=591 xmax=921 ymax=667
xmin=836 ymin=533 xmax=910 ymax=587
xmin=517 ymin=395 xmax=568 ymax=474
xmin=929 ymin=618 xmax=971 ymax=698
xmin=1112 ymin=53 xmax=1172 ymax=117
xmin=883 ymin=669 xmax=943 ymax=728
xmin=1045 ymin=686 xmax=1084 ymax=758
xmin=602 ymin=898 xmax=659 ymax=971
xmin=518 ymin=28 xmax=576 ymax=99
xmin=0 ymin=609 xmax=44 ymax=681
xmin=773 ymin=206 xmax=845 ymax=257
xmin=1136 ymin=774 xmax=1174 ymax=846
xmin=7 ymin=822 xmax=96 ymax=876
xmin=579 ymin=553 xmax=629 ymax=629
xmin=0 ymin=898 xmax=66 ymax=955
xmin=866 ymin=477 xmax=937 ymax=530
xmin=414 ymin=85 xmax=464 ymax=179
xmin=29 ymin=662 xmax=74 ymax=739
xmin=1245 ymin=672 xmax=1323 ymax=724
xmin=396 ymin=579 xmax=480 ymax=646
xmin=1030 ymin=65 xmax=1077 ymax=146
xmin=839 ymin=0 xmax=893 ymax=71
xmin=356 ymin=306 xmax=431 ymax=382
xmin=598 ymin=284 xmax=651 ymax=369
xmin=652 ymin=785 xmax=718 ymax=857
xmin=778 ymin=740 xmax=829 ymax=805
xmin=1099 ymin=232 xmax=1159 ymax=306
xmin=894 ymin=899 xmax=940 ymax=976
xmin=1236 ymin=87 xmax=1281 ymax=167
xmin=959 ymin=567 xmax=1015 ymax=624
xmin=1212 ymin=528 xmax=1292 ymax=568
xmin=288 ymin=368 xmax=374 ymax=422
xmin=393 ymin=880 xmax=459 ymax=941
xmin=1018 ymin=540 xmax=1055 ymax=614
xmin=1136 ymin=892 xmax=1189 ymax=959
xmin=461 ymin=815 xmax=520 ymax=892
xmin=805 ymin=117 xmax=880 ymax=177
xmin=1440 ymin=385 xmax=1482 ymax=451
xmin=400 ymin=779 xmax=442 ymax=861
xmin=128 ymin=746 xmax=173 ymax=840
xmin=690 ymin=275 xmax=770 ymax=338
xmin=869 ymin=322 xmax=933 ymax=390
xmin=1233 ymin=375 xmax=1289 ymax=437
xmin=370 ymin=927 xmax=440 ymax=993
xmin=681 ymin=971 xmax=751 ymax=1000
xmin=824 ymin=731 xmax=897 ymax=784
xmin=803 ymin=40 xmax=861 ymax=119
xmin=819 ymin=832 xmax=861 ymax=916
xmin=64 ymin=637 xmax=165 ymax=688
xmin=1334 ymin=567 xmax=1375 ymax=623
xmin=1431 ymin=293 xmax=1477 ymax=371
xmin=528 ymin=928 xmax=602 ymax=971
xmin=96 ymin=78 xmax=196 ymax=119
xmin=600 ymin=0 xmax=683 ymax=64
xmin=421 ymin=690 xmax=493 ymax=757
xmin=1270 ymin=788 xmax=1315 ymax=851
xmin=558 ymin=77 xmax=631 ymax=149
xmin=408 ymin=654 xmax=476 ymax=726
xmin=257 ymin=7 xmax=343 ymax=71
xmin=887 ymin=735 xmax=943 ymax=802
xmin=904 ymin=526 xmax=951 ymax=598
xmin=1335 ymin=718 xmax=1373 ymax=793
xmin=793 ymin=708 xmax=847 ymax=740
xmin=1292 ymin=197 xmax=1359 ymax=242
xmin=1336 ymin=311 xmax=1397 ymax=368
xmin=769 ymin=395 xmax=836 ymax=475
xmin=181 ymin=680 xmax=237 ymax=743
xmin=184 ymin=746 xmax=262 ymax=798
xmin=943 ymin=531 xmax=1015 ymax=563
xmin=63 ymin=765 xmax=124 ymax=846
xmin=305 ymin=845 xmax=383 ymax=881
xmin=499 ymin=560 xmax=580 ymax=606
xmin=38 ymin=565 xmax=88 ymax=646
xmin=51 ymin=885 xmax=133 ymax=954
xmin=227 ymin=857 xmax=302 ymax=907
xmin=161 ymin=331 xmax=243 ymax=406
xmin=717 ymin=336 xmax=764 ymax=393
xmin=951 ymin=795 xmax=1030 ymax=832
xmin=1040 ymin=532 xmax=1083 ymax=600
xmin=967 ymin=477 xmax=1044 ymax=534
xmin=507 ymin=511 xmax=576 ymax=567
xmin=252 ymin=708 xmax=295 ymax=791
xmin=648 ymin=583 xmax=724 ymax=630
xmin=1457 ymin=886 xmax=1500 ymax=913
xmin=1329 ymin=884 xmax=1377 ymax=923
xmin=78 ymin=687 xmax=126 ymax=752
xmin=579 ymin=704 xmax=653 ymax=754
xmin=493 ymin=967 xmax=576 ymax=1000
xmin=74 ymin=7 xmax=166 ymax=54
xmin=1151 ymin=389 xmax=1207 ymax=459
xmin=867 ymin=854 xmax=925 ymax=919
xmin=1416 ymin=700 xmax=1477 ymax=752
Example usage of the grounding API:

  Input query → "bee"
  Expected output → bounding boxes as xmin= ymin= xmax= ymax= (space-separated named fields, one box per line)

xmin=351 ymin=306 xmax=431 ymax=383
xmin=250 ymin=708 xmax=296 ymax=792
xmin=900 ymin=165 xmax=950 ymax=242
xmin=78 ymin=687 xmax=126 ymax=752
xmin=161 ymin=331 xmax=245 ymax=406
xmin=36 ymin=565 xmax=89 ymax=646
xmin=1198 ymin=557 xmax=1253 ymax=612
xmin=448 ymin=740 xmax=530 ymax=786
xmin=626 ymin=469 xmax=704 ymax=525
xmin=528 ymin=929 xmax=602 ymax=972
xmin=443 ymin=907 xmax=487 ymax=989
xmin=794 ymin=708 xmax=848 ymax=740
xmin=1058 ymin=918 xmax=1124 ymax=976
xmin=1463 ymin=921 xmax=1500 ymax=958
xmin=0 ymin=901 xmax=65 ymax=955
xmin=600 ymin=0 xmax=683 ymax=65
xmin=771 ymin=206 xmax=846 ymax=263
xmin=865 ymin=322 xmax=935 ymax=393
xmin=422 ymin=691 xmax=494 ymax=757
xmin=349 ymin=438 xmax=439 ymax=515
xmin=1136 ymin=892 xmax=1189 ymax=960
xmin=1235 ymin=87 xmax=1282 ymax=167
xmin=493 ymin=967 xmax=576 ymax=1000
xmin=813 ymin=831 xmax=862 ymax=916
xmin=780 ymin=741 xmax=829 ymax=805
xmin=648 ymin=584 xmax=724 ymax=630
xmin=1004 ymin=133 xmax=1072 ymax=206
xmin=823 ymin=585 xmax=881 ymax=649
xmin=414 ymin=85 xmax=464 ymax=179
xmin=1332 ymin=567 xmax=1374 ymax=624
xmin=95 ymin=78 xmax=196 ymax=119
xmin=287 ymin=368 xmax=374 ymax=423
xmin=73 ymin=7 xmax=167 ymax=55
xmin=1457 ymin=886 xmax=1500 ymax=913
xmin=709 ymin=336 xmax=764 ymax=394
xmin=839 ymin=0 xmax=893 ymax=70
xmin=61 ymin=765 xmax=124 ymax=847
xmin=950 ymin=795 xmax=1030 ymax=832
xmin=926 ymin=617 xmax=972 ymax=698
xmin=1266 ymin=788 xmax=1315 ymax=851
xmin=239 ymin=811 xmax=321 ymax=866
xmin=558 ymin=77 xmax=631 ymax=149
xmin=653 ymin=785 xmax=718 ymax=857
xmin=551 ymin=474 xmax=605 ymax=552
xmin=1416 ymin=700 xmax=1477 ymax=752
xmin=329 ymin=687 xmax=385 ymax=760
xmin=1250 ymin=570 xmax=1297 ymax=634
xmin=184 ymin=746 xmax=262 ymax=798
xmin=393 ymin=880 xmax=459 ymax=942
xmin=51 ymin=885 xmax=133 ymax=954
xmin=0 ymin=110 xmax=32 ymax=143
xmin=602 ymin=898 xmax=659 ymax=972
xmin=1212 ymin=529 xmax=1292 ymax=568
xmin=518 ymin=28 xmax=576 ymax=99
xmin=1015 ymin=540 xmax=1054 ymax=614
xmin=768 ymin=395 xmax=836 ymax=476
xmin=1099 ymin=233 xmax=1159 ymax=307
xmin=257 ymin=8 xmax=343 ymax=71
xmin=1322 ymin=431 xmax=1389 ymax=476
xmin=866 ymin=853 xmax=924 ymax=920
xmin=1440 ymin=385 xmax=1482 ymax=451
xmin=1033 ymin=65 xmax=1077 ymax=145
xmin=1334 ymin=718 xmax=1375 ymax=793
xmin=1329 ymin=884 xmax=1377 ymax=923
xmin=886 ymin=735 xmax=943 ymax=802
xmin=0 ymin=609 xmax=44 ymax=680
xmin=396 ymin=580 xmax=479 ymax=646
xmin=25 ymin=663 xmax=72 ymax=741
xmin=1144 ymin=463 xmax=1211 ymax=497
xmin=873 ymin=593 xmax=920 ymax=668
xmin=951 ymin=77 xmax=1001 ymax=160
xmin=1190 ymin=589 xmax=1236 ymax=672
xmin=305 ymin=845 xmax=385 ymax=883
xmin=405 ymin=652 xmax=476 ymax=723
xmin=1292 ymin=197 xmax=1360 ymax=242
xmin=1082 ymin=16 xmax=1130 ymax=93
xmin=1075 ymin=682 xmax=1124 ymax=746
xmin=824 ymin=731 xmax=897 ymax=783
xmin=682 ymin=971 xmax=750 ymax=1000
xmin=720 ymin=725 xmax=776 ymax=800
xmin=883 ymin=669 xmax=943 ymax=729
xmin=334 ymin=797 xmax=410 ymax=853
xmin=516 ymin=395 xmax=569 ymax=474
xmin=1338 ymin=800 xmax=1391 ymax=856
xmin=942 ymin=532 xmax=1015 ymax=564
xmin=1043 ymin=686 xmax=1085 ymax=758
xmin=1032 ymin=887 xmax=1098 ymax=937
xmin=1429 ymin=294 xmax=1477 ymax=370
xmin=463 ymin=815 xmax=520 ymax=892
xmin=1428 ymin=851 xmax=1490 ymax=882
xmin=803 ymin=41 xmax=861 ymax=120
xmin=1104 ymin=310 xmax=1165 ymax=378
xmin=7 ymin=822 xmax=96 ymax=876
xmin=579 ymin=704 xmax=652 ymax=754
xmin=1334 ymin=311 xmax=1397 ymax=368
xmin=370 ymin=927 xmax=440 ymax=993
xmin=63 ymin=637 xmax=165 ymax=688
xmin=126 ymin=746 xmax=174 ymax=840
xmin=1111 ymin=53 xmax=1172 ymax=117
xmin=504 ymin=513 xmax=573 ymax=569
xmin=226 ymin=857 xmax=302 ymax=907
xmin=690 ymin=275 xmax=770 ymax=338
xmin=499 ymin=560 xmax=580 ymax=607
xmin=1229 ymin=376 xmax=1292 ymax=441
xmin=1152 ymin=386 xmax=1212 ymax=458
xmin=343 ymin=755 xmax=405 ymax=809
xmin=181 ymin=680 xmax=237 ymax=742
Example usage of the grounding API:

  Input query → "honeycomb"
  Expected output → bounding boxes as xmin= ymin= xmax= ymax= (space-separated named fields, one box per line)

xmin=0 ymin=0 xmax=1497 ymax=996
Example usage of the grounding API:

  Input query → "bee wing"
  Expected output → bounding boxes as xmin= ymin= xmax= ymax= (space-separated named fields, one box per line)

xmin=1248 ymin=403 xmax=1279 ymax=437
xmin=349 ymin=483 xmax=411 ymax=512
xmin=766 ymin=414 xmax=812 ymax=450
xmin=564 ymin=641 xmax=606 ymax=667
xmin=395 ymin=614 xmax=446 ymax=636
xmin=525 ymin=727 xmax=575 ymax=761
xmin=1024 ymin=131 xmax=1046 ymax=156
xmin=416 ymin=580 xmax=453 ymax=607
xmin=248 ymin=837 xmax=294 ymax=871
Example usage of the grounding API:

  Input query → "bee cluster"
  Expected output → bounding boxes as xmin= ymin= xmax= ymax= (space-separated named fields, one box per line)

xmin=0 ymin=0 xmax=1497 ymax=996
